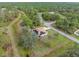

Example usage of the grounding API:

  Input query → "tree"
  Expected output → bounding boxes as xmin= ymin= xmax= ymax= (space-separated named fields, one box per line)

xmin=42 ymin=12 xmax=53 ymax=21
xmin=18 ymin=27 xmax=38 ymax=56
xmin=25 ymin=8 xmax=41 ymax=27
xmin=22 ymin=15 xmax=33 ymax=28
xmin=55 ymin=13 xmax=79 ymax=34
xmin=42 ymin=12 xmax=61 ymax=21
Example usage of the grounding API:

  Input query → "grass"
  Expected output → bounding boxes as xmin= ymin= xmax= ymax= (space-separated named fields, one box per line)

xmin=43 ymin=30 xmax=78 ymax=56
xmin=45 ymin=41 xmax=75 ymax=57
xmin=11 ymin=20 xmax=30 ymax=57
xmin=44 ymin=30 xmax=72 ymax=47
xmin=9 ymin=15 xmax=79 ymax=56
xmin=0 ymin=31 xmax=11 ymax=56
xmin=0 ymin=31 xmax=11 ymax=45
xmin=0 ymin=22 xmax=9 ymax=27
xmin=4 ymin=19 xmax=79 ymax=57
xmin=71 ymin=34 xmax=79 ymax=40
xmin=30 ymin=29 xmax=77 ymax=56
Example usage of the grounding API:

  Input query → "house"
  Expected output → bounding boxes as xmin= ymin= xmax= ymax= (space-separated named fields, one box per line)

xmin=1 ymin=8 xmax=6 ymax=11
xmin=33 ymin=27 xmax=50 ymax=37
xmin=74 ymin=29 xmax=79 ymax=36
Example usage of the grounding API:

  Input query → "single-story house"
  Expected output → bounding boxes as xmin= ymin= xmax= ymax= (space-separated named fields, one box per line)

xmin=74 ymin=29 xmax=79 ymax=36
xmin=33 ymin=27 xmax=50 ymax=37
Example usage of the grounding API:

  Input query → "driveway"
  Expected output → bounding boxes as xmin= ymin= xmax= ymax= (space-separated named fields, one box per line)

xmin=37 ymin=12 xmax=79 ymax=44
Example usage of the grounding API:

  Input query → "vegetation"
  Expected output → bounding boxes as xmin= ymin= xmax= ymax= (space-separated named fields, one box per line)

xmin=42 ymin=12 xmax=54 ymax=21
xmin=42 ymin=12 xmax=61 ymax=21
xmin=17 ymin=28 xmax=38 ymax=56
xmin=22 ymin=14 xmax=33 ymax=28
xmin=0 ymin=8 xmax=18 ymax=27
xmin=60 ymin=44 xmax=79 ymax=57
xmin=55 ymin=12 xmax=79 ymax=34
xmin=0 ymin=2 xmax=79 ymax=57
xmin=0 ymin=31 xmax=13 ymax=56
xmin=24 ymin=8 xmax=41 ymax=27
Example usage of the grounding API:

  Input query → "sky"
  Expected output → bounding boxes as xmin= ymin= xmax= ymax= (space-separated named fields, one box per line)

xmin=0 ymin=0 xmax=79 ymax=2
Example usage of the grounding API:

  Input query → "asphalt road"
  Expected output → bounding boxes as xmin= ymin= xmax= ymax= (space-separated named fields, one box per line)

xmin=38 ymin=12 xmax=79 ymax=44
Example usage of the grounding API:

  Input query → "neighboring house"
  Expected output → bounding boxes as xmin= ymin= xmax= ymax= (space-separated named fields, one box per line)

xmin=74 ymin=29 xmax=79 ymax=36
xmin=33 ymin=27 xmax=50 ymax=37
xmin=1 ymin=8 xmax=6 ymax=11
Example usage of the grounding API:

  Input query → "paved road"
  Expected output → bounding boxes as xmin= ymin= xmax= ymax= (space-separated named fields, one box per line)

xmin=51 ymin=27 xmax=79 ymax=44
xmin=38 ymin=12 xmax=79 ymax=44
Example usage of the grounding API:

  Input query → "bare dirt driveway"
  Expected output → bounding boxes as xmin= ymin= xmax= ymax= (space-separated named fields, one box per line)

xmin=6 ymin=13 xmax=21 ymax=56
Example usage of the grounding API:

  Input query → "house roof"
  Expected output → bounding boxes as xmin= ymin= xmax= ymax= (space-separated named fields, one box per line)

xmin=74 ymin=29 xmax=79 ymax=36
xmin=34 ymin=27 xmax=48 ymax=32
